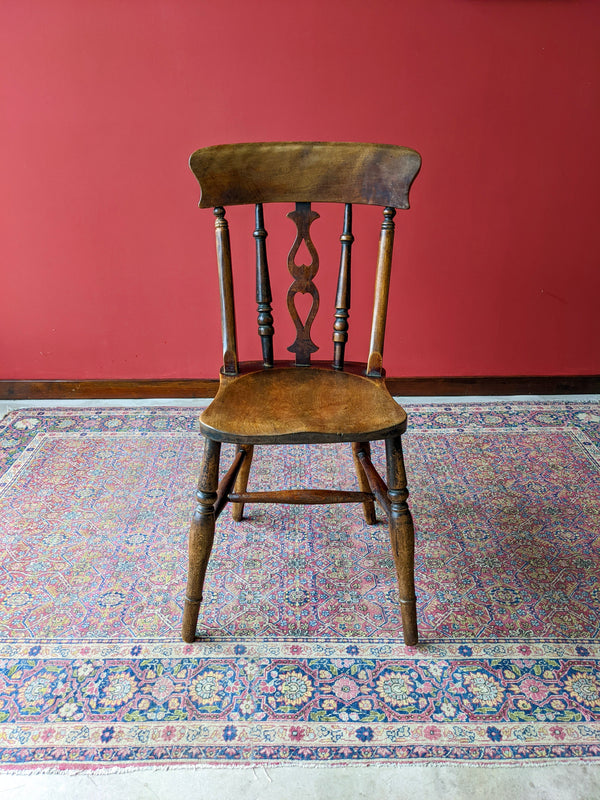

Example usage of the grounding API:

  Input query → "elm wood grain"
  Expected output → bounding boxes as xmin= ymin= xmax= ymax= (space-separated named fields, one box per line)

xmin=3 ymin=375 xmax=598 ymax=400
xmin=185 ymin=142 xmax=421 ymax=646
xmin=199 ymin=366 xmax=407 ymax=445
xmin=190 ymin=142 xmax=421 ymax=208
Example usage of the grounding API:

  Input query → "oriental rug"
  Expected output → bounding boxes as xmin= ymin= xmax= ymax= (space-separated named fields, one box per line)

xmin=0 ymin=402 xmax=599 ymax=771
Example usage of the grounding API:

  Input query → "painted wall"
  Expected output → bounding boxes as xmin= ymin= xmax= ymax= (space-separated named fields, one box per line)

xmin=2 ymin=0 xmax=599 ymax=380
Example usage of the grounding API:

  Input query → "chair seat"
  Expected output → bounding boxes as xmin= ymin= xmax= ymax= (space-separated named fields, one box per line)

xmin=200 ymin=365 xmax=407 ymax=444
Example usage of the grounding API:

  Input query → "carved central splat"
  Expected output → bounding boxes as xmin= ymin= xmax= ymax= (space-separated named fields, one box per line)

xmin=286 ymin=202 xmax=320 ymax=365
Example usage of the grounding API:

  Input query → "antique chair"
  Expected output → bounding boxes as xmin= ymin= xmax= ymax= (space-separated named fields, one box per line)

xmin=182 ymin=142 xmax=422 ymax=646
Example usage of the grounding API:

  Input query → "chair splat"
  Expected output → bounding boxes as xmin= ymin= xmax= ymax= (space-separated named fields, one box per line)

xmin=286 ymin=202 xmax=320 ymax=366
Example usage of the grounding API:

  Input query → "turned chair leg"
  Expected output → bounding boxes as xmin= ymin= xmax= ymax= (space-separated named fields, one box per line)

xmin=352 ymin=441 xmax=377 ymax=524
xmin=385 ymin=436 xmax=418 ymax=646
xmin=231 ymin=444 xmax=254 ymax=522
xmin=182 ymin=437 xmax=221 ymax=643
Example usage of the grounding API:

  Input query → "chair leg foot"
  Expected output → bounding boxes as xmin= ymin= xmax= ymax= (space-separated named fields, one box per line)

xmin=400 ymin=600 xmax=418 ymax=646
xmin=181 ymin=438 xmax=221 ymax=643
xmin=182 ymin=599 xmax=201 ymax=643
xmin=231 ymin=444 xmax=254 ymax=522
xmin=352 ymin=442 xmax=377 ymax=524
xmin=385 ymin=436 xmax=419 ymax=646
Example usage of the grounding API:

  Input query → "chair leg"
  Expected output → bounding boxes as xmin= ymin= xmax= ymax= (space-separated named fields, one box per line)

xmin=352 ymin=442 xmax=377 ymax=524
xmin=182 ymin=437 xmax=221 ymax=643
xmin=385 ymin=436 xmax=418 ymax=646
xmin=231 ymin=444 xmax=254 ymax=522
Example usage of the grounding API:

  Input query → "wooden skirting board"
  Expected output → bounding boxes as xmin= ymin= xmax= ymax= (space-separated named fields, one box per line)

xmin=1 ymin=376 xmax=599 ymax=400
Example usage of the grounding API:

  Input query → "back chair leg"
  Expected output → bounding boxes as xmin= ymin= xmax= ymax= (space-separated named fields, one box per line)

xmin=231 ymin=444 xmax=254 ymax=522
xmin=182 ymin=437 xmax=221 ymax=643
xmin=352 ymin=441 xmax=377 ymax=524
xmin=385 ymin=436 xmax=418 ymax=646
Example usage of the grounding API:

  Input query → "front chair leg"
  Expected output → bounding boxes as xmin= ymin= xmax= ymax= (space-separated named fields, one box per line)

xmin=352 ymin=442 xmax=377 ymax=524
xmin=182 ymin=437 xmax=221 ymax=643
xmin=385 ymin=436 xmax=418 ymax=646
xmin=231 ymin=444 xmax=254 ymax=522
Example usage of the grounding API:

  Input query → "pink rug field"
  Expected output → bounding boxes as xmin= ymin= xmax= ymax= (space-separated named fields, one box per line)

xmin=0 ymin=402 xmax=599 ymax=769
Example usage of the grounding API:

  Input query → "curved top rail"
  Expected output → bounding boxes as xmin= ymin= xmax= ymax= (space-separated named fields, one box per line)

xmin=189 ymin=141 xmax=421 ymax=209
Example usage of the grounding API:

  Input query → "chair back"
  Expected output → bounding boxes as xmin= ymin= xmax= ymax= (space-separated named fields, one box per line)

xmin=189 ymin=142 xmax=421 ymax=377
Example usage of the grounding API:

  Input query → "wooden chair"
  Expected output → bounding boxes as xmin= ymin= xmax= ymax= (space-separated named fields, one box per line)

xmin=182 ymin=142 xmax=422 ymax=646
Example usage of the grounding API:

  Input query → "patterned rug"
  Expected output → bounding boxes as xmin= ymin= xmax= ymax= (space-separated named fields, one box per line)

xmin=0 ymin=402 xmax=599 ymax=770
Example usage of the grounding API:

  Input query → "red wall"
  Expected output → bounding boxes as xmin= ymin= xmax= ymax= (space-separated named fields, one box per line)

xmin=2 ymin=0 xmax=599 ymax=380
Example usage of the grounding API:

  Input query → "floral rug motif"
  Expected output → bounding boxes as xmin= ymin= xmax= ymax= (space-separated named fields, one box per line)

xmin=0 ymin=402 xmax=599 ymax=769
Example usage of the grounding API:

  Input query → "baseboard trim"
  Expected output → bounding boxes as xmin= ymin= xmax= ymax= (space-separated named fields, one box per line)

xmin=0 ymin=380 xmax=218 ymax=400
xmin=385 ymin=375 xmax=600 ymax=396
xmin=1 ymin=375 xmax=599 ymax=400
